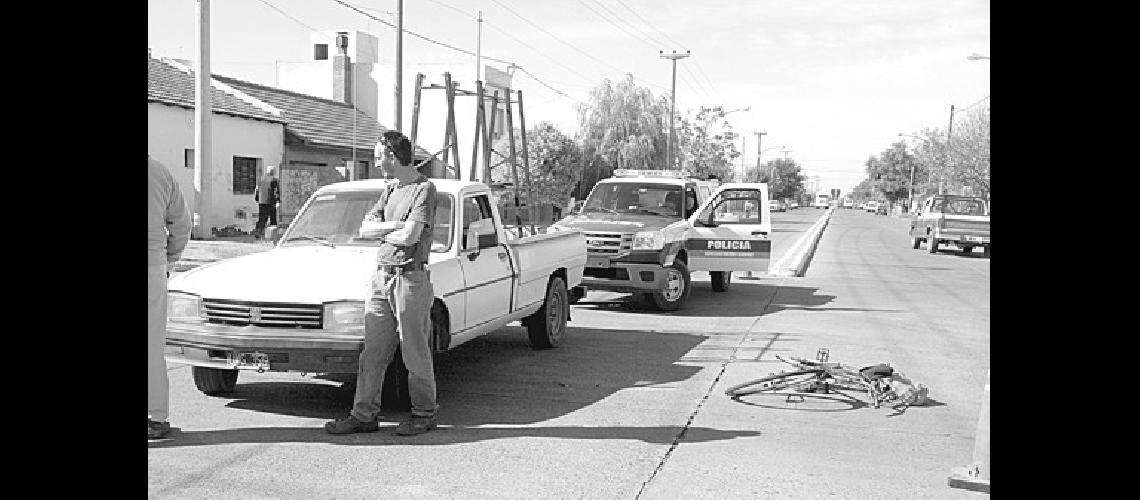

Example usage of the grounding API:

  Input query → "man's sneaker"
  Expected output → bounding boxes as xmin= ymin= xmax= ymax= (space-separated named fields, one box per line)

xmin=148 ymin=419 xmax=171 ymax=440
xmin=324 ymin=415 xmax=379 ymax=435
xmin=395 ymin=415 xmax=437 ymax=436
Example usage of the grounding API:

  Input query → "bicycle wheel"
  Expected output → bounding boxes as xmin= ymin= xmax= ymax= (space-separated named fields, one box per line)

xmin=724 ymin=370 xmax=821 ymax=397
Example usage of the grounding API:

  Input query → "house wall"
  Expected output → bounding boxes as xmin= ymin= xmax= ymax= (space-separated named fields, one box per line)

xmin=147 ymin=102 xmax=284 ymax=234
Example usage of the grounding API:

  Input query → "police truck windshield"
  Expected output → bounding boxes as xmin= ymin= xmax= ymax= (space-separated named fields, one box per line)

xmin=583 ymin=183 xmax=684 ymax=218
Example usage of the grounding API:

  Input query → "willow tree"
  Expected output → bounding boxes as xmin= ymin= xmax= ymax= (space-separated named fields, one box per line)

xmin=575 ymin=73 xmax=668 ymax=198
xmin=491 ymin=121 xmax=582 ymax=210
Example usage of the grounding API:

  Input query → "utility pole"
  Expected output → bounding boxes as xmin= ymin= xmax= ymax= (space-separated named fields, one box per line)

xmin=942 ymin=104 xmax=954 ymax=194
xmin=193 ymin=0 xmax=213 ymax=239
xmin=754 ymin=131 xmax=766 ymax=181
xmin=660 ymin=50 xmax=690 ymax=170
xmin=476 ymin=10 xmax=483 ymax=82
xmin=395 ymin=0 xmax=403 ymax=132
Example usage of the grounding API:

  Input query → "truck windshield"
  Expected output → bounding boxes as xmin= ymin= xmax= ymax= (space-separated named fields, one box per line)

xmin=583 ymin=183 xmax=684 ymax=217
xmin=939 ymin=198 xmax=988 ymax=216
xmin=283 ymin=191 xmax=454 ymax=252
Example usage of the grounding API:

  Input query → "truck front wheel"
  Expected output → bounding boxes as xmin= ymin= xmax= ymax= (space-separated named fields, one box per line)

xmin=648 ymin=261 xmax=691 ymax=311
xmin=192 ymin=366 xmax=238 ymax=396
xmin=526 ymin=276 xmax=569 ymax=349
xmin=711 ymin=271 xmax=732 ymax=292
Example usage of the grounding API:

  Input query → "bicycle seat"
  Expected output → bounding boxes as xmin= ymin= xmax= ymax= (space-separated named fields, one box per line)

xmin=859 ymin=364 xmax=894 ymax=380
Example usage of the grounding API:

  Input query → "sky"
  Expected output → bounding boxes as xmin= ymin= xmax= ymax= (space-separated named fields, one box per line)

xmin=147 ymin=0 xmax=989 ymax=196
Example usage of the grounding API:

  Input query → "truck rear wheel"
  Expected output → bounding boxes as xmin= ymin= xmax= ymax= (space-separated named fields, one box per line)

xmin=711 ymin=271 xmax=732 ymax=292
xmin=526 ymin=276 xmax=569 ymax=349
xmin=648 ymin=260 xmax=691 ymax=311
xmin=962 ymin=245 xmax=974 ymax=254
xmin=192 ymin=366 xmax=238 ymax=395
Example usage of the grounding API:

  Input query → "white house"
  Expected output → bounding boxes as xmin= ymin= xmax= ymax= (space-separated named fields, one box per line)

xmin=147 ymin=52 xmax=286 ymax=235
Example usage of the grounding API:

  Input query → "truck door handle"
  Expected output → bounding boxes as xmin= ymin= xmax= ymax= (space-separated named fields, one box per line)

xmin=497 ymin=252 xmax=508 ymax=261
xmin=751 ymin=231 xmax=767 ymax=235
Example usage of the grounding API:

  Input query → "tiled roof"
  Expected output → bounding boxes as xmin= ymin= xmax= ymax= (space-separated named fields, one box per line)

xmin=147 ymin=56 xmax=285 ymax=124
xmin=214 ymin=75 xmax=389 ymax=152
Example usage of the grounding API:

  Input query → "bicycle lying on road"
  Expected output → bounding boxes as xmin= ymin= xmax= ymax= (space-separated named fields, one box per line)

xmin=724 ymin=348 xmax=929 ymax=411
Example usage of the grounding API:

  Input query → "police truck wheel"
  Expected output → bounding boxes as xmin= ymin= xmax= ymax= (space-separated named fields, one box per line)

xmin=526 ymin=276 xmax=569 ymax=349
xmin=961 ymin=245 xmax=974 ymax=254
xmin=711 ymin=271 xmax=732 ymax=292
xmin=192 ymin=367 xmax=238 ymax=395
xmin=649 ymin=260 xmax=691 ymax=311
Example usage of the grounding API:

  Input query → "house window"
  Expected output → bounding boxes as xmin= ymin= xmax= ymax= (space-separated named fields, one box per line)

xmin=314 ymin=44 xmax=329 ymax=60
xmin=232 ymin=156 xmax=259 ymax=194
xmin=184 ymin=149 xmax=194 ymax=169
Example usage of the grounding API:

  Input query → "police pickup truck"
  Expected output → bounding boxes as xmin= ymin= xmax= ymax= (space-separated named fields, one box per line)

xmin=909 ymin=194 xmax=990 ymax=257
xmin=547 ymin=169 xmax=771 ymax=311
xmin=165 ymin=179 xmax=586 ymax=399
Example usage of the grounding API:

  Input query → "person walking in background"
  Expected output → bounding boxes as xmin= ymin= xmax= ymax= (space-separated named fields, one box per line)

xmin=254 ymin=166 xmax=280 ymax=238
xmin=325 ymin=131 xmax=440 ymax=436
xmin=149 ymin=155 xmax=192 ymax=440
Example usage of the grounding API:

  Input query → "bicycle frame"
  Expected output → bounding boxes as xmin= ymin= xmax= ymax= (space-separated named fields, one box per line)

xmin=774 ymin=355 xmax=897 ymax=409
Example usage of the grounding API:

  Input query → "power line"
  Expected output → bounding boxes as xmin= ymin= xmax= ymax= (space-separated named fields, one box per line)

xmin=577 ymin=0 xmax=654 ymax=50
xmin=614 ymin=0 xmax=684 ymax=48
xmin=331 ymin=0 xmax=513 ymax=66
xmin=253 ymin=0 xmax=319 ymax=31
xmin=488 ymin=0 xmax=668 ymax=92
xmin=331 ymin=0 xmax=583 ymax=107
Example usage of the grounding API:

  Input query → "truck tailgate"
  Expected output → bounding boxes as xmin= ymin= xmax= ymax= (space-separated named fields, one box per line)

xmin=509 ymin=231 xmax=586 ymax=309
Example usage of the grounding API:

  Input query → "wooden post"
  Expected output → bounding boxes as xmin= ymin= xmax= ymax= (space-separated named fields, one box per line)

xmin=470 ymin=80 xmax=486 ymax=182
xmin=446 ymin=76 xmax=461 ymax=179
xmin=484 ymin=90 xmax=499 ymax=185
xmin=440 ymin=73 xmax=453 ymax=174
xmin=516 ymin=90 xmax=536 ymax=234
xmin=409 ymin=73 xmax=424 ymax=174
xmin=503 ymin=87 xmax=523 ymax=233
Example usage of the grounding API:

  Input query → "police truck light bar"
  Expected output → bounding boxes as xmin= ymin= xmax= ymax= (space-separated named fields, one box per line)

xmin=613 ymin=169 xmax=690 ymax=179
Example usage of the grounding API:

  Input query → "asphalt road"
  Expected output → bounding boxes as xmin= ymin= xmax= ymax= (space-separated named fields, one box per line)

xmin=149 ymin=207 xmax=989 ymax=499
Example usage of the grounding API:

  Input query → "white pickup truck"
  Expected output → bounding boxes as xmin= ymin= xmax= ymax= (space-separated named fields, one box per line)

xmin=165 ymin=179 xmax=586 ymax=401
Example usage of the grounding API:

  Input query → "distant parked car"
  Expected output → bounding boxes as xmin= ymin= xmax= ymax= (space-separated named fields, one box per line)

xmin=874 ymin=203 xmax=888 ymax=215
xmin=864 ymin=200 xmax=879 ymax=213
xmin=789 ymin=200 xmax=799 ymax=209
xmin=842 ymin=199 xmax=854 ymax=209
xmin=768 ymin=199 xmax=785 ymax=212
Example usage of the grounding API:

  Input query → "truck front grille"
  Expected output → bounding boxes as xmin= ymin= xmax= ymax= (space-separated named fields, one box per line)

xmin=584 ymin=232 xmax=633 ymax=255
xmin=202 ymin=299 xmax=323 ymax=329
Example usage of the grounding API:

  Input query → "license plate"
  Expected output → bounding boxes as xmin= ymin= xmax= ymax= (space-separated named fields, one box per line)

xmin=232 ymin=352 xmax=271 ymax=372
xmin=587 ymin=256 xmax=610 ymax=268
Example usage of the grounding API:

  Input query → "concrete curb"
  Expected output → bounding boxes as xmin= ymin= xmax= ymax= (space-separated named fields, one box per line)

xmin=768 ymin=208 xmax=833 ymax=277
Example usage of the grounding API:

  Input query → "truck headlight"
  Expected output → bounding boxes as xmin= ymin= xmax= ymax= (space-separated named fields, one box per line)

xmin=168 ymin=292 xmax=205 ymax=323
xmin=632 ymin=230 xmax=665 ymax=250
xmin=323 ymin=301 xmax=365 ymax=333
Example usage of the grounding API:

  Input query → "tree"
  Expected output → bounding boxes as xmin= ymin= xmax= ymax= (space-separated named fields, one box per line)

xmin=864 ymin=141 xmax=919 ymax=207
xmin=675 ymin=106 xmax=743 ymax=181
xmin=491 ymin=121 xmax=583 ymax=210
xmin=575 ymin=74 xmax=668 ymax=198
xmin=751 ymin=158 xmax=806 ymax=201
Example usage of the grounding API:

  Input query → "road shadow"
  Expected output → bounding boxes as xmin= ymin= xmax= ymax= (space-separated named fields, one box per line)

xmin=147 ymin=424 xmax=762 ymax=449
xmin=217 ymin=325 xmax=705 ymax=425
xmin=573 ymin=283 xmax=848 ymax=318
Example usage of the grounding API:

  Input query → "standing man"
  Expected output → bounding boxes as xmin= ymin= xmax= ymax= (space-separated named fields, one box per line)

xmin=253 ymin=166 xmax=280 ymax=238
xmin=149 ymin=156 xmax=192 ymax=439
xmin=325 ymin=131 xmax=440 ymax=436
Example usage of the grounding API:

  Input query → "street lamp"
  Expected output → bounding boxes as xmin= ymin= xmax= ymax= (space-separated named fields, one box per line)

xmin=722 ymin=107 xmax=751 ymax=179
xmin=660 ymin=50 xmax=691 ymax=170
